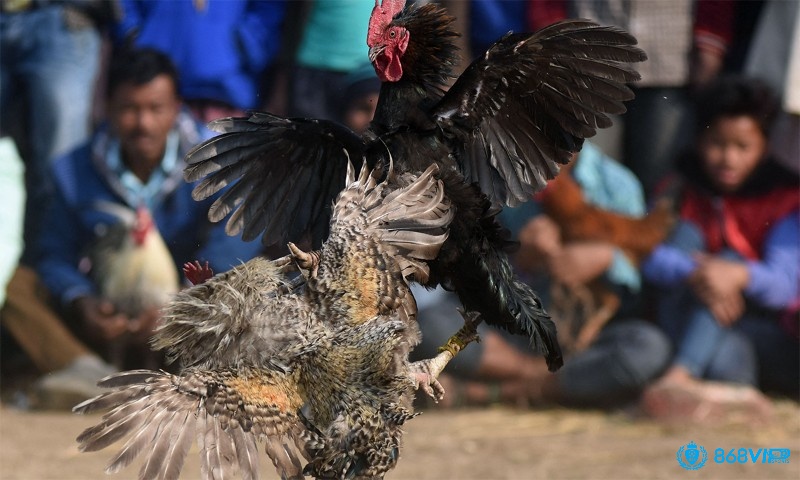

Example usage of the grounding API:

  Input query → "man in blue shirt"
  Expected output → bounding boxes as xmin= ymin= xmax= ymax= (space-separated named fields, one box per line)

xmin=1 ymin=48 xmax=262 ymax=408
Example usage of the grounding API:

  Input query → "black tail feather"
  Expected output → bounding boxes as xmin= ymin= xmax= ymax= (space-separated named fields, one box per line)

xmin=450 ymin=242 xmax=563 ymax=371
xmin=432 ymin=176 xmax=563 ymax=371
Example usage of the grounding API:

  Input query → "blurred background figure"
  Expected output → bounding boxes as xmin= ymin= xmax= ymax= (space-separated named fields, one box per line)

xmin=0 ymin=49 xmax=262 ymax=410
xmin=412 ymin=141 xmax=672 ymax=410
xmin=0 ymin=137 xmax=25 ymax=307
xmin=283 ymin=0 xmax=374 ymax=120
xmin=338 ymin=62 xmax=381 ymax=134
xmin=641 ymin=76 xmax=799 ymax=423
xmin=0 ymin=0 xmax=114 ymax=265
xmin=743 ymin=0 xmax=800 ymax=173
xmin=114 ymin=0 xmax=286 ymax=123
xmin=525 ymin=0 xmax=742 ymax=198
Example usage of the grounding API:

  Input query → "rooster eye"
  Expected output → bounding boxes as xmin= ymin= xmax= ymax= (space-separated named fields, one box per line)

xmin=389 ymin=30 xmax=396 ymax=38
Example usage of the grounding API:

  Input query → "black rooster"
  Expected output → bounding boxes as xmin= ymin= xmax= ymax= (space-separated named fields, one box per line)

xmin=184 ymin=0 xmax=646 ymax=371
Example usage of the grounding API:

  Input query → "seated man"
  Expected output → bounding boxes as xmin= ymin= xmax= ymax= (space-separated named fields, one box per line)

xmin=0 ymin=48 xmax=262 ymax=408
xmin=411 ymin=142 xmax=672 ymax=409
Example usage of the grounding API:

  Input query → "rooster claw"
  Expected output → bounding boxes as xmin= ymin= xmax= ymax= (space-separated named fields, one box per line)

xmin=273 ymin=254 xmax=297 ymax=273
xmin=409 ymin=366 xmax=446 ymax=402
xmin=414 ymin=371 xmax=445 ymax=402
xmin=183 ymin=260 xmax=214 ymax=285
xmin=287 ymin=242 xmax=320 ymax=278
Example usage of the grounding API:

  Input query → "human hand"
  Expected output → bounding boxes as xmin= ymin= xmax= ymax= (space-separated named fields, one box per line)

xmin=689 ymin=255 xmax=749 ymax=299
xmin=128 ymin=306 xmax=161 ymax=343
xmin=548 ymin=242 xmax=615 ymax=288
xmin=705 ymin=291 xmax=746 ymax=327
xmin=689 ymin=47 xmax=724 ymax=91
xmin=516 ymin=215 xmax=562 ymax=271
xmin=689 ymin=255 xmax=749 ymax=325
xmin=73 ymin=295 xmax=129 ymax=341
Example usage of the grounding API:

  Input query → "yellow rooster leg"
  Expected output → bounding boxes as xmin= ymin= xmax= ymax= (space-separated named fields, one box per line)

xmin=410 ymin=309 xmax=482 ymax=401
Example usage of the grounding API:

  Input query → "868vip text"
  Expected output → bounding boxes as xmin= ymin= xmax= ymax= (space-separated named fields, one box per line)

xmin=714 ymin=448 xmax=791 ymax=464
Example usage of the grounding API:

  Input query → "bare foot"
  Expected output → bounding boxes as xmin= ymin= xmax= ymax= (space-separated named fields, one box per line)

xmin=641 ymin=367 xmax=773 ymax=426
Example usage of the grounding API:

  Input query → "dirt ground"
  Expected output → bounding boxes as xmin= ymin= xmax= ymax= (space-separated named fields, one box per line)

xmin=0 ymin=399 xmax=798 ymax=480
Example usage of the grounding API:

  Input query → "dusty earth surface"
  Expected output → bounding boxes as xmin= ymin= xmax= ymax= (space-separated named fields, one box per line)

xmin=0 ymin=399 xmax=798 ymax=480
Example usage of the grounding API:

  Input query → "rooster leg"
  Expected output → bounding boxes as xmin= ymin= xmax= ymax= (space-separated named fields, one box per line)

xmin=410 ymin=310 xmax=482 ymax=401
xmin=273 ymin=254 xmax=297 ymax=273
xmin=287 ymin=242 xmax=320 ymax=278
xmin=573 ymin=284 xmax=620 ymax=352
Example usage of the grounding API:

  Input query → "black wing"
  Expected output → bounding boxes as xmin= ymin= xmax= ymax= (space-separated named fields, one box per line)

xmin=185 ymin=112 xmax=368 ymax=247
xmin=430 ymin=19 xmax=646 ymax=206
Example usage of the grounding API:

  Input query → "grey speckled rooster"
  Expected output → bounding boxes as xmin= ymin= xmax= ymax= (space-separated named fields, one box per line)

xmin=73 ymin=162 xmax=480 ymax=480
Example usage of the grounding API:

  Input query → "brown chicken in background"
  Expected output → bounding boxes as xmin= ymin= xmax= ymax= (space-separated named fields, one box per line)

xmin=74 ymin=163 xmax=480 ymax=480
xmin=535 ymin=163 xmax=674 ymax=353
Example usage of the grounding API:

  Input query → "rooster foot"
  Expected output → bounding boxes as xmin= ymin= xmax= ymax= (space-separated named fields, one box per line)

xmin=183 ymin=261 xmax=214 ymax=285
xmin=411 ymin=364 xmax=445 ymax=403
xmin=411 ymin=310 xmax=483 ymax=403
xmin=409 ymin=362 xmax=446 ymax=402
xmin=287 ymin=242 xmax=320 ymax=278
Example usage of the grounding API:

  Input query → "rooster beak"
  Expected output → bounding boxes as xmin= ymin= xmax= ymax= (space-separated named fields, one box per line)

xmin=368 ymin=44 xmax=385 ymax=62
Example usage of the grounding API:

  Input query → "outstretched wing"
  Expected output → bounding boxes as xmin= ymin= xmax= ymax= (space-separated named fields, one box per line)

xmin=184 ymin=113 xmax=368 ymax=247
xmin=430 ymin=19 xmax=646 ymax=205
xmin=74 ymin=368 xmax=312 ymax=480
xmin=153 ymin=256 xmax=317 ymax=370
xmin=331 ymin=162 xmax=453 ymax=284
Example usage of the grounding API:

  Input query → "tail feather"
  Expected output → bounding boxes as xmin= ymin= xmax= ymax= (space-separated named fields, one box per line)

xmin=452 ymin=245 xmax=563 ymax=371
xmin=137 ymin=407 xmax=190 ymax=480
xmin=509 ymin=278 xmax=563 ymax=371
xmin=263 ymin=434 xmax=304 ymax=480
xmin=106 ymin=407 xmax=170 ymax=474
xmin=199 ymin=409 xmax=239 ymax=480
xmin=76 ymin=392 xmax=161 ymax=451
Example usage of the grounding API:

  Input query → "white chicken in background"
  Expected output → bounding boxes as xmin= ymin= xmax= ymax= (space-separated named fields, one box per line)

xmin=90 ymin=201 xmax=179 ymax=315
xmin=87 ymin=201 xmax=179 ymax=366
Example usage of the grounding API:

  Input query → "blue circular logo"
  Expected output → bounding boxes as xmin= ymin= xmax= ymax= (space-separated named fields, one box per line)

xmin=677 ymin=441 xmax=708 ymax=470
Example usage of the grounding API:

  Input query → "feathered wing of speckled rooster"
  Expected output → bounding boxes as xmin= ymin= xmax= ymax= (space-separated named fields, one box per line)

xmin=73 ymin=162 xmax=458 ymax=480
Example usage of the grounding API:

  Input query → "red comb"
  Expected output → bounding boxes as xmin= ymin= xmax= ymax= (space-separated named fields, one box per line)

xmin=383 ymin=0 xmax=405 ymax=17
xmin=368 ymin=0 xmax=406 ymax=46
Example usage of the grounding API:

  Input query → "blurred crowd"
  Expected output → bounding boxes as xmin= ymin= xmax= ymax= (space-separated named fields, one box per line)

xmin=0 ymin=0 xmax=797 ymax=426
